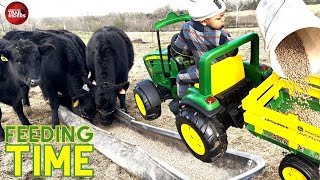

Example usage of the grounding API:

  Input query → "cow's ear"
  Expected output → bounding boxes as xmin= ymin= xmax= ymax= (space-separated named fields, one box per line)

xmin=114 ymin=82 xmax=130 ymax=91
xmin=0 ymin=49 xmax=11 ymax=62
xmin=38 ymin=44 xmax=55 ymax=56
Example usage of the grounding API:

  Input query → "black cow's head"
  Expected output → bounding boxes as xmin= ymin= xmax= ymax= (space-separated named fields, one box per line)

xmin=95 ymin=81 xmax=129 ymax=125
xmin=71 ymin=86 xmax=97 ymax=122
xmin=72 ymin=77 xmax=97 ymax=121
xmin=0 ymin=40 xmax=55 ymax=87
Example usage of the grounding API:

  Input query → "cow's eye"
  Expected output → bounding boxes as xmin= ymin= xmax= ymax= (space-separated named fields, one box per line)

xmin=17 ymin=61 xmax=21 ymax=65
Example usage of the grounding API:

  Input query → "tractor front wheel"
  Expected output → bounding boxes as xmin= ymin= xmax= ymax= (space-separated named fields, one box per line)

xmin=133 ymin=80 xmax=161 ymax=120
xmin=176 ymin=107 xmax=228 ymax=162
xmin=279 ymin=154 xmax=319 ymax=180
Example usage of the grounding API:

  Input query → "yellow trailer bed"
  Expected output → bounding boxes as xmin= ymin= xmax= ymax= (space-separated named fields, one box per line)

xmin=242 ymin=72 xmax=320 ymax=179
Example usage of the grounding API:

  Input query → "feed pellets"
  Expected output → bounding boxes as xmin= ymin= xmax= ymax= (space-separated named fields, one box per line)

xmin=275 ymin=32 xmax=320 ymax=128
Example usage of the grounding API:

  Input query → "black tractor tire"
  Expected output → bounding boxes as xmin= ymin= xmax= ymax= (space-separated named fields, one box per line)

xmin=133 ymin=80 xmax=161 ymax=120
xmin=279 ymin=154 xmax=319 ymax=180
xmin=176 ymin=107 xmax=228 ymax=162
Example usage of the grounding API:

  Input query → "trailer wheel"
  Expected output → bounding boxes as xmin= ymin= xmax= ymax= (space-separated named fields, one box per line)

xmin=176 ymin=107 xmax=227 ymax=162
xmin=279 ymin=154 xmax=319 ymax=180
xmin=134 ymin=80 xmax=161 ymax=120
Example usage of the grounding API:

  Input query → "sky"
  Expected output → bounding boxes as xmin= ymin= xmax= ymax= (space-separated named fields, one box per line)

xmin=0 ymin=0 xmax=190 ymax=18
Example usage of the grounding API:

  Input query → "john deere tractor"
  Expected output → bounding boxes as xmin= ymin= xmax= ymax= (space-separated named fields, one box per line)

xmin=133 ymin=12 xmax=272 ymax=162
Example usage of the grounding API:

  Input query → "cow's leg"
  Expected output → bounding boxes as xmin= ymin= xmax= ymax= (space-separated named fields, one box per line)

xmin=45 ymin=86 xmax=60 ymax=128
xmin=21 ymin=84 xmax=30 ymax=106
xmin=13 ymin=101 xmax=31 ymax=125
xmin=0 ymin=108 xmax=4 ymax=142
xmin=40 ymin=83 xmax=48 ymax=101
xmin=117 ymin=93 xmax=127 ymax=113
xmin=21 ymin=84 xmax=32 ymax=117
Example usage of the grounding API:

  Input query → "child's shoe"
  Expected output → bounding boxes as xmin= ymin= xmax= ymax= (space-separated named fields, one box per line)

xmin=169 ymin=98 xmax=181 ymax=115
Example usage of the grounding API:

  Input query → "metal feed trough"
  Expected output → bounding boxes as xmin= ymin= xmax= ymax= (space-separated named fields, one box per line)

xmin=58 ymin=106 xmax=265 ymax=180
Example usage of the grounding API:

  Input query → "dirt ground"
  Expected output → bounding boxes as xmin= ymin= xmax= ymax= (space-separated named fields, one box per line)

xmin=0 ymin=28 xmax=313 ymax=179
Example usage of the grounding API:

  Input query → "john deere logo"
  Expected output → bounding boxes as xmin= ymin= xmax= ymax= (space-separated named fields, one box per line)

xmin=5 ymin=1 xmax=29 ymax=25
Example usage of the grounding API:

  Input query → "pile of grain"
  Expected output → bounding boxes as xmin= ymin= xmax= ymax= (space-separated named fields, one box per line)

xmin=275 ymin=32 xmax=320 ymax=128
xmin=289 ymin=103 xmax=320 ymax=128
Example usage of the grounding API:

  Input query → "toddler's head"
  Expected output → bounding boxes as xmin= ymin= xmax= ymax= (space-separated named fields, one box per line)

xmin=188 ymin=0 xmax=226 ymax=29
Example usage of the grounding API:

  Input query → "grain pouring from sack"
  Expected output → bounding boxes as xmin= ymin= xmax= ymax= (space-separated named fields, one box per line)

xmin=275 ymin=32 xmax=320 ymax=128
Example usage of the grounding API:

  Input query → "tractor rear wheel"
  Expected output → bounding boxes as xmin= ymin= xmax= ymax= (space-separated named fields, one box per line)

xmin=279 ymin=154 xmax=319 ymax=180
xmin=133 ymin=80 xmax=161 ymax=120
xmin=176 ymin=107 xmax=228 ymax=162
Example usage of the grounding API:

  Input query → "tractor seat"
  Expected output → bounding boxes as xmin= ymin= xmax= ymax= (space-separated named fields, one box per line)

xmin=168 ymin=33 xmax=194 ymax=71
xmin=168 ymin=45 xmax=194 ymax=71
xmin=194 ymin=54 xmax=245 ymax=96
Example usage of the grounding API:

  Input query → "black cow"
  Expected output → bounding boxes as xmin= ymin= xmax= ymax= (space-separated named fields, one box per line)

xmin=86 ymin=26 xmax=134 ymax=126
xmin=36 ymin=29 xmax=88 ymax=76
xmin=30 ymin=29 xmax=88 ymax=101
xmin=4 ymin=30 xmax=97 ymax=127
xmin=0 ymin=38 xmax=54 ymax=141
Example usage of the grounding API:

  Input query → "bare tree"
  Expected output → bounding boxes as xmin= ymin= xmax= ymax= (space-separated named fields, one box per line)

xmin=226 ymin=0 xmax=247 ymax=27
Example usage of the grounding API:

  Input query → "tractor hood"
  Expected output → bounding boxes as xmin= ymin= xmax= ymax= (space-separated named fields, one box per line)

xmin=143 ymin=48 xmax=168 ymax=61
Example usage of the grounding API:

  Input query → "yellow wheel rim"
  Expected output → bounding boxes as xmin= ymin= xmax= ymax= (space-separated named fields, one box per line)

xmin=282 ymin=167 xmax=307 ymax=180
xmin=181 ymin=124 xmax=205 ymax=155
xmin=135 ymin=94 xmax=146 ymax=116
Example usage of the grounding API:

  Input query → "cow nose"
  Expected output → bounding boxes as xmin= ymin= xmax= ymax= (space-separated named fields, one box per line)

xmin=29 ymin=79 xmax=40 ymax=87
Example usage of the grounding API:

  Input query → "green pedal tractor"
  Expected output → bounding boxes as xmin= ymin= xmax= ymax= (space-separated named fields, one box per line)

xmin=133 ymin=12 xmax=272 ymax=162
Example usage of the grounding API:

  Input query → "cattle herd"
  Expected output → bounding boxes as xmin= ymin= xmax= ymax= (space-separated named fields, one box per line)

xmin=0 ymin=26 xmax=134 ymax=141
